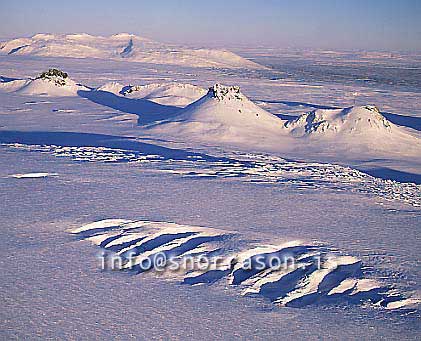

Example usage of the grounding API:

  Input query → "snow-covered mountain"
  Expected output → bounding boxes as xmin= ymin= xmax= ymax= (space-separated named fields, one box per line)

xmin=0 ymin=33 xmax=265 ymax=69
xmin=123 ymin=83 xmax=207 ymax=107
xmin=150 ymin=84 xmax=285 ymax=143
xmin=286 ymin=106 xmax=393 ymax=137
xmin=285 ymin=106 xmax=421 ymax=158
xmin=0 ymin=69 xmax=89 ymax=96
xmin=149 ymin=84 xmax=420 ymax=167
xmin=93 ymin=82 xmax=206 ymax=107
xmin=1 ymin=69 xmax=419 ymax=168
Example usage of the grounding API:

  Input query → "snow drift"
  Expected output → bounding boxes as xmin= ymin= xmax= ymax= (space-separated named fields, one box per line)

xmin=0 ymin=33 xmax=265 ymax=69
xmin=70 ymin=218 xmax=421 ymax=311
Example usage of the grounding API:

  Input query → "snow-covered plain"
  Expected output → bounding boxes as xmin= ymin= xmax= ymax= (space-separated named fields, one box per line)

xmin=0 ymin=41 xmax=420 ymax=339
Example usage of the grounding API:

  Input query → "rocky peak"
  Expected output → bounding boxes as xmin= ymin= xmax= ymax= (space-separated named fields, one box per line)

xmin=36 ymin=68 xmax=68 ymax=86
xmin=208 ymin=84 xmax=243 ymax=101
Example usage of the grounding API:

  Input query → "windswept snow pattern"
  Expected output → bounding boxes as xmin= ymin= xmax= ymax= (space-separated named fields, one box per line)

xmin=71 ymin=218 xmax=420 ymax=312
xmin=3 ymin=143 xmax=420 ymax=207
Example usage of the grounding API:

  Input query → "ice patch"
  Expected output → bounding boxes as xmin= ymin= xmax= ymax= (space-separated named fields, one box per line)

xmin=8 ymin=172 xmax=58 ymax=178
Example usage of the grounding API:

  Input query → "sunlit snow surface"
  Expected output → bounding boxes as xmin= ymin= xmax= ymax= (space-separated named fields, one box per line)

xmin=3 ymin=143 xmax=419 ymax=207
xmin=1 ymin=50 xmax=421 ymax=338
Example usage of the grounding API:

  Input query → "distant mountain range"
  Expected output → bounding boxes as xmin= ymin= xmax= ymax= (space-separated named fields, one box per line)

xmin=0 ymin=33 xmax=265 ymax=69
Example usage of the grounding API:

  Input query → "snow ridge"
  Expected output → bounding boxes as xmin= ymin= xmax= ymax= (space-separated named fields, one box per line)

xmin=70 ymin=218 xmax=420 ymax=311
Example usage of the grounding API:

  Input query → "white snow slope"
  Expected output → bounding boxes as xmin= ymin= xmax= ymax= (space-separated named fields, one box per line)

xmin=0 ymin=53 xmax=420 ymax=339
xmin=1 ymin=70 xmax=89 ymax=97
xmin=94 ymin=81 xmax=207 ymax=107
xmin=150 ymin=84 xmax=421 ymax=173
xmin=0 ymin=33 xmax=265 ymax=69
xmin=123 ymin=83 xmax=207 ymax=107
xmin=1 ymin=72 xmax=419 ymax=173
xmin=151 ymin=83 xmax=286 ymax=141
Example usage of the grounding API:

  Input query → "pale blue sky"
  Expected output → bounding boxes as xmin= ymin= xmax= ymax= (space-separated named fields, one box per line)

xmin=1 ymin=0 xmax=420 ymax=51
